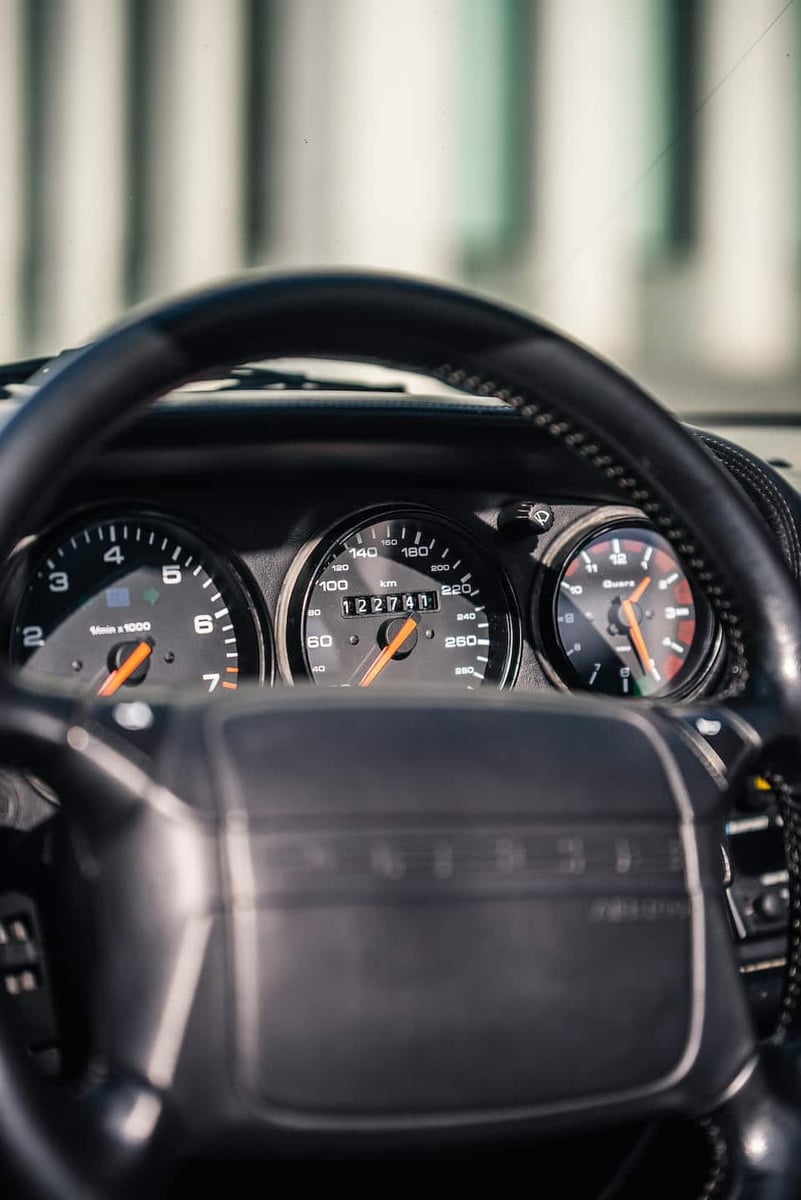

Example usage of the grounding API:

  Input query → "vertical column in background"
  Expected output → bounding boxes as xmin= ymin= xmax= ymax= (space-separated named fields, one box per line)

xmin=532 ymin=0 xmax=647 ymax=366
xmin=35 ymin=0 xmax=127 ymax=351
xmin=697 ymin=0 xmax=797 ymax=378
xmin=0 ymin=0 xmax=24 ymax=358
xmin=264 ymin=0 xmax=338 ymax=267
xmin=322 ymin=0 xmax=459 ymax=277
xmin=458 ymin=0 xmax=532 ymax=303
xmin=144 ymin=0 xmax=246 ymax=296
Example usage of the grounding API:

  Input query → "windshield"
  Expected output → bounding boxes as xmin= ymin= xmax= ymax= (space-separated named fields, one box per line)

xmin=1 ymin=0 xmax=798 ymax=418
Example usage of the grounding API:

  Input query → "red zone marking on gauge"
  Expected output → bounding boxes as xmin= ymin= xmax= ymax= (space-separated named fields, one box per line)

xmin=556 ymin=529 xmax=700 ymax=693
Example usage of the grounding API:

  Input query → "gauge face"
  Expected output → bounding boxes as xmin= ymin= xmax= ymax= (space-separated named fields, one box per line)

xmin=280 ymin=508 xmax=518 ymax=689
xmin=11 ymin=512 xmax=266 ymax=697
xmin=549 ymin=522 xmax=717 ymax=699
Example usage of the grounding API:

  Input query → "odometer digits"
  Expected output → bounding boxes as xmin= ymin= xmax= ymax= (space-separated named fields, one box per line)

xmin=279 ymin=508 xmax=517 ymax=690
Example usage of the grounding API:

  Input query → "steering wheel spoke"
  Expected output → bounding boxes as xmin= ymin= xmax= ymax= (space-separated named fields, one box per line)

xmin=661 ymin=699 xmax=765 ymax=789
xmin=0 ymin=673 xmax=214 ymax=1195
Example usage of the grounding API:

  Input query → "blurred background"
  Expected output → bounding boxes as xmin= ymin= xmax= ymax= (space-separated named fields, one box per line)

xmin=0 ymin=0 xmax=798 ymax=414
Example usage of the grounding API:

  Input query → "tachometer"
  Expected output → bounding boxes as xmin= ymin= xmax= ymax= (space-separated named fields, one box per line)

xmin=10 ymin=511 xmax=268 ymax=696
xmin=537 ymin=512 xmax=719 ymax=699
xmin=278 ymin=507 xmax=518 ymax=689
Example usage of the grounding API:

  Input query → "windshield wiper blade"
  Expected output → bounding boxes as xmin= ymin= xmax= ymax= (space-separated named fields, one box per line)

xmin=199 ymin=364 xmax=408 ymax=394
xmin=0 ymin=355 xmax=409 ymax=398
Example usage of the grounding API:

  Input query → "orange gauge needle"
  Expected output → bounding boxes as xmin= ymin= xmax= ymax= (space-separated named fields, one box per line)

xmin=621 ymin=575 xmax=653 ymax=676
xmin=359 ymin=616 xmax=419 ymax=688
xmin=628 ymin=575 xmax=651 ymax=605
xmin=621 ymin=598 xmax=654 ymax=677
xmin=97 ymin=640 xmax=153 ymax=697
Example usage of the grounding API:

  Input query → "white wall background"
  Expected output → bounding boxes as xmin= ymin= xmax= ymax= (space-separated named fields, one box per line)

xmin=0 ymin=0 xmax=798 ymax=413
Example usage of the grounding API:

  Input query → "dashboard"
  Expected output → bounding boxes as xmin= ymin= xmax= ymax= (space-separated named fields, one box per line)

xmin=0 ymin=393 xmax=749 ymax=711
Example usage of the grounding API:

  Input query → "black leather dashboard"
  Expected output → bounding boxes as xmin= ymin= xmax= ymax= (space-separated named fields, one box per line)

xmin=0 ymin=393 xmax=797 ymax=697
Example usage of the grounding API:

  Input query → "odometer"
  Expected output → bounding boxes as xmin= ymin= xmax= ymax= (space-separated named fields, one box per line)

xmin=278 ymin=507 xmax=518 ymax=689
xmin=542 ymin=518 xmax=718 ymax=699
xmin=11 ymin=511 xmax=267 ymax=697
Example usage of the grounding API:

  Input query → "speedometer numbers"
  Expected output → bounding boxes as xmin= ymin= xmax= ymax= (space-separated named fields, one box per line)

xmin=11 ymin=512 xmax=267 ymax=697
xmin=541 ymin=518 xmax=718 ymax=699
xmin=278 ymin=508 xmax=518 ymax=690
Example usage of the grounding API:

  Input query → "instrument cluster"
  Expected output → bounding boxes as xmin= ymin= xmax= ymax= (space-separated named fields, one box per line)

xmin=0 ymin=499 xmax=724 ymax=704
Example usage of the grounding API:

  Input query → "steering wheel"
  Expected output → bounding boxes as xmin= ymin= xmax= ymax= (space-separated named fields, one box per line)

xmin=0 ymin=273 xmax=800 ymax=1199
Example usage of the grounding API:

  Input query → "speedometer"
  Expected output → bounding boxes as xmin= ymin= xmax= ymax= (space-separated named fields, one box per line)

xmin=10 ymin=510 xmax=267 ymax=697
xmin=278 ymin=507 xmax=518 ymax=689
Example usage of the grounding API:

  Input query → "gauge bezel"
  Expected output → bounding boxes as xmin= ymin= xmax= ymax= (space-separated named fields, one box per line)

xmin=276 ymin=503 xmax=521 ymax=690
xmin=531 ymin=506 xmax=724 ymax=701
xmin=2 ymin=503 xmax=274 ymax=691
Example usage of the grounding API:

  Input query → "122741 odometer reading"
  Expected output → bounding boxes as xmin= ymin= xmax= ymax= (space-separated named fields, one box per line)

xmin=278 ymin=508 xmax=518 ymax=690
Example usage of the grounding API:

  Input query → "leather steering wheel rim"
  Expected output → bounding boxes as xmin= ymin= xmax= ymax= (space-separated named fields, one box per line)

xmin=0 ymin=271 xmax=798 ymax=1199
